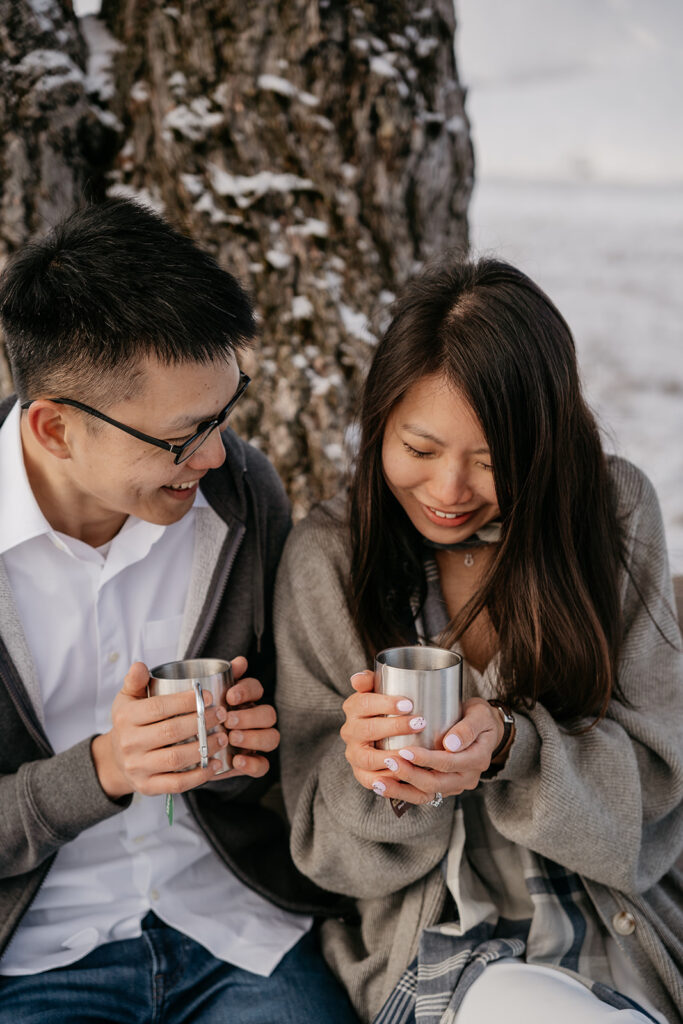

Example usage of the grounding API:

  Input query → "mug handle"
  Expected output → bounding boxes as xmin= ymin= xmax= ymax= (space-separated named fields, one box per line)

xmin=191 ymin=679 xmax=209 ymax=769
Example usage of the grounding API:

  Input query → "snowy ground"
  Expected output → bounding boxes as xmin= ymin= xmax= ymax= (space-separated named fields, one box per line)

xmin=454 ymin=0 xmax=683 ymax=186
xmin=469 ymin=179 xmax=683 ymax=572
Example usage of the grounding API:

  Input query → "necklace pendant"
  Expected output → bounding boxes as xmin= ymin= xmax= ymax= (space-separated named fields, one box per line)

xmin=464 ymin=551 xmax=475 ymax=567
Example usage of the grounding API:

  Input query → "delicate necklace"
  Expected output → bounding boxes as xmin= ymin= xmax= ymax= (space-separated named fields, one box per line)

xmin=423 ymin=521 xmax=502 ymax=568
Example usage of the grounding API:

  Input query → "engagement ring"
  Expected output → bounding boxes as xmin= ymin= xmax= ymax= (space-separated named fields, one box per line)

xmin=428 ymin=792 xmax=444 ymax=809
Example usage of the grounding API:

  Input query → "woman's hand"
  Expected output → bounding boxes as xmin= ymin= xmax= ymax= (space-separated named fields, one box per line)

xmin=341 ymin=670 xmax=505 ymax=805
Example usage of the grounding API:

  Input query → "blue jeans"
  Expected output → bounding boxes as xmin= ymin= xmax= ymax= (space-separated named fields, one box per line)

xmin=0 ymin=913 xmax=359 ymax=1023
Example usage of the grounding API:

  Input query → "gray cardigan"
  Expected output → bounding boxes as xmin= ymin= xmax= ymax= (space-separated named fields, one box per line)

xmin=0 ymin=395 xmax=341 ymax=963
xmin=274 ymin=457 xmax=683 ymax=1023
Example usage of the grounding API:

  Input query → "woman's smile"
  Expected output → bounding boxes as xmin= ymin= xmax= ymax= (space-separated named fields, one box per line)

xmin=421 ymin=505 xmax=476 ymax=527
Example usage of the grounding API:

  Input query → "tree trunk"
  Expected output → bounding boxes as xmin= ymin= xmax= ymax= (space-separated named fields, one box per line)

xmin=0 ymin=0 xmax=119 ymax=393
xmin=0 ymin=0 xmax=118 ymax=253
xmin=1 ymin=0 xmax=473 ymax=514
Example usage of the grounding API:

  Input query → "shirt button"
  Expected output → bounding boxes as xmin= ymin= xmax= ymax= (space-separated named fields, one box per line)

xmin=108 ymin=652 xmax=120 ymax=664
xmin=150 ymin=889 xmax=160 ymax=902
xmin=612 ymin=910 xmax=636 ymax=936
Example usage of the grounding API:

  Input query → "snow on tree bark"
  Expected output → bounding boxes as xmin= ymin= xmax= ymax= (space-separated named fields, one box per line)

xmin=1 ymin=0 xmax=473 ymax=515
xmin=0 ymin=0 xmax=117 ymax=255
xmin=0 ymin=0 xmax=118 ymax=394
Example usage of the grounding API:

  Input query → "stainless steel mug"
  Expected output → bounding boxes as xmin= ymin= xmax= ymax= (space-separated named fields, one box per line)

xmin=374 ymin=646 xmax=462 ymax=751
xmin=148 ymin=658 xmax=233 ymax=774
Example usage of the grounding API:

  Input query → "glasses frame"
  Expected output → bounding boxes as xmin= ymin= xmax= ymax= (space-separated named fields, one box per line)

xmin=21 ymin=371 xmax=251 ymax=465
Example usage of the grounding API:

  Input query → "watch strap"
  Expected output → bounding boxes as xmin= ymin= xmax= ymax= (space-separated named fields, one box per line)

xmin=481 ymin=699 xmax=515 ymax=779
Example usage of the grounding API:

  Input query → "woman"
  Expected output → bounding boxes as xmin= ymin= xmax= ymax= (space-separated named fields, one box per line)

xmin=273 ymin=257 xmax=683 ymax=1024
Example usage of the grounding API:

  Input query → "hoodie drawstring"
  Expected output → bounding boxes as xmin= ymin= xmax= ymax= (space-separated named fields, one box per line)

xmin=243 ymin=468 xmax=265 ymax=653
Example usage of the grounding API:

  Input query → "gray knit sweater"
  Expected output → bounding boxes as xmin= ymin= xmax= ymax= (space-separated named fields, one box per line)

xmin=274 ymin=457 xmax=683 ymax=1023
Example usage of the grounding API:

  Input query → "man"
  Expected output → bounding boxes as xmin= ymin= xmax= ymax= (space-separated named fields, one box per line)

xmin=0 ymin=199 xmax=356 ymax=1023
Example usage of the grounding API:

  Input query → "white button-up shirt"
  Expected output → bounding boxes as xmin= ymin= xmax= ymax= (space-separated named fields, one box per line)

xmin=0 ymin=402 xmax=310 ymax=976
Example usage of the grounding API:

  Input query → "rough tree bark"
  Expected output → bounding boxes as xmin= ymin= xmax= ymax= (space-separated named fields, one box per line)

xmin=0 ymin=0 xmax=473 ymax=515
xmin=0 ymin=0 xmax=118 ymax=393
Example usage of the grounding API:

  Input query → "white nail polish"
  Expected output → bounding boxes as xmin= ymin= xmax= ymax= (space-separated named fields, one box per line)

xmin=399 ymin=748 xmax=415 ymax=761
xmin=444 ymin=734 xmax=462 ymax=752
xmin=409 ymin=717 xmax=425 ymax=731
xmin=372 ymin=780 xmax=386 ymax=795
xmin=384 ymin=757 xmax=399 ymax=772
xmin=396 ymin=699 xmax=413 ymax=712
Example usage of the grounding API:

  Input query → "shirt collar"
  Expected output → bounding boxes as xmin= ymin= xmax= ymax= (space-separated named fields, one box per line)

xmin=0 ymin=402 xmax=53 ymax=556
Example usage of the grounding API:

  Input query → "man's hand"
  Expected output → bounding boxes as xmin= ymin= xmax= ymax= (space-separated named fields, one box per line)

xmin=222 ymin=656 xmax=280 ymax=780
xmin=92 ymin=661 xmax=231 ymax=799
xmin=91 ymin=657 xmax=280 ymax=799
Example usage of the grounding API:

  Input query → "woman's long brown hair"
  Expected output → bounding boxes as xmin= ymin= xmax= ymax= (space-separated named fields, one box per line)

xmin=349 ymin=257 xmax=625 ymax=726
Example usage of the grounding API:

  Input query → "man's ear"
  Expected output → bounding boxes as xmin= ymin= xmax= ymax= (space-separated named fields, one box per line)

xmin=23 ymin=401 xmax=72 ymax=460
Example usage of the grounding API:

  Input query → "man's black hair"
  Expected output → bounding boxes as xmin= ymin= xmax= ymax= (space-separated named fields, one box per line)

xmin=0 ymin=198 xmax=256 ymax=404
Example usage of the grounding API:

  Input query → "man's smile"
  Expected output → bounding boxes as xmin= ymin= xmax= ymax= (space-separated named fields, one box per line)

xmin=163 ymin=479 xmax=200 ymax=498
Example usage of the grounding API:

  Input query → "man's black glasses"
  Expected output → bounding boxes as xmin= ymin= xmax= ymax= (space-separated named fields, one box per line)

xmin=21 ymin=371 xmax=251 ymax=465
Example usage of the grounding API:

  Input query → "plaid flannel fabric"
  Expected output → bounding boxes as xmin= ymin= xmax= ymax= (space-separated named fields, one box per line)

xmin=374 ymin=814 xmax=658 ymax=1024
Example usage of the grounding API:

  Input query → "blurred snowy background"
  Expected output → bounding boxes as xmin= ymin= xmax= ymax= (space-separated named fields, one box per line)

xmin=72 ymin=0 xmax=683 ymax=571
xmin=455 ymin=0 xmax=683 ymax=572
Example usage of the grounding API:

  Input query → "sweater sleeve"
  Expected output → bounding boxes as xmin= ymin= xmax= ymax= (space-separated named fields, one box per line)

xmin=274 ymin=504 xmax=455 ymax=901
xmin=482 ymin=461 xmax=683 ymax=895
xmin=0 ymin=738 xmax=131 ymax=878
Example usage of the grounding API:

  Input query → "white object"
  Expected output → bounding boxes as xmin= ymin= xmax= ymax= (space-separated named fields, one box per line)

xmin=455 ymin=960 xmax=669 ymax=1024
